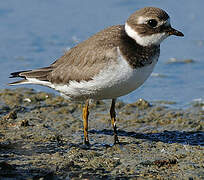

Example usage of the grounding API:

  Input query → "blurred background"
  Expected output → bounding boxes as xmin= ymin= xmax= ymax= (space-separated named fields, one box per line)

xmin=0 ymin=0 xmax=203 ymax=107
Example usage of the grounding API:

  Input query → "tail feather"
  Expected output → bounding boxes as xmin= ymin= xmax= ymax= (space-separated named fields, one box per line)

xmin=8 ymin=79 xmax=29 ymax=86
xmin=10 ymin=70 xmax=32 ymax=78
xmin=9 ymin=67 xmax=53 ymax=86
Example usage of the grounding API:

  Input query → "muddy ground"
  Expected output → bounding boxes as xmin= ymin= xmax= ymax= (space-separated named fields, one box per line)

xmin=0 ymin=88 xmax=203 ymax=179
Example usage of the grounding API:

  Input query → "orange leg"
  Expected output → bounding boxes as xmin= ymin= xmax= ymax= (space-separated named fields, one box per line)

xmin=82 ymin=99 xmax=90 ymax=145
xmin=110 ymin=99 xmax=119 ymax=144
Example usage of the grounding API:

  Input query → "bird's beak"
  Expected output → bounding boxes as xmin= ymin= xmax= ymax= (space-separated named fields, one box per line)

xmin=165 ymin=27 xmax=184 ymax=37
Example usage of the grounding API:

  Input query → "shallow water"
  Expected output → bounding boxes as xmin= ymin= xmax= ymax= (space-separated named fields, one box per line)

xmin=0 ymin=0 xmax=203 ymax=107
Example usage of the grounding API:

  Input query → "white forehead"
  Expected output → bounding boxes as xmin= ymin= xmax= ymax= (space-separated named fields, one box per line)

xmin=137 ymin=16 xmax=171 ymax=26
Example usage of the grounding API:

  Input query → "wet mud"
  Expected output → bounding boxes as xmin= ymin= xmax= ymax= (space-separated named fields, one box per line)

xmin=0 ymin=88 xmax=203 ymax=179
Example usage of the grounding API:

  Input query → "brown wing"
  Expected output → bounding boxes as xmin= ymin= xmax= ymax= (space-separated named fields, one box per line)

xmin=47 ymin=25 xmax=125 ymax=84
xmin=9 ymin=25 xmax=125 ymax=85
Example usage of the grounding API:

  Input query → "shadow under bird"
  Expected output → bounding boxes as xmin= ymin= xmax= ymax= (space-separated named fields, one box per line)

xmin=9 ymin=7 xmax=184 ymax=145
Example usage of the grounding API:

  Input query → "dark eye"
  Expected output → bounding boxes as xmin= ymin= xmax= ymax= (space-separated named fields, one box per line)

xmin=147 ymin=19 xmax=158 ymax=28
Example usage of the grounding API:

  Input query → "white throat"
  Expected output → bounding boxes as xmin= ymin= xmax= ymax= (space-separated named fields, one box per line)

xmin=125 ymin=23 xmax=168 ymax=46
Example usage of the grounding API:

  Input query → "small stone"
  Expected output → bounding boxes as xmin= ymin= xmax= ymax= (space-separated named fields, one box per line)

xmin=4 ymin=111 xmax=17 ymax=120
xmin=24 ymin=98 xmax=31 ymax=102
xmin=20 ymin=119 xmax=30 ymax=127
xmin=135 ymin=99 xmax=151 ymax=109
xmin=153 ymin=159 xmax=178 ymax=167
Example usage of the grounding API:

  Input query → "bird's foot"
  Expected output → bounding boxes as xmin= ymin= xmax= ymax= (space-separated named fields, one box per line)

xmin=114 ymin=135 xmax=120 ymax=145
xmin=83 ymin=139 xmax=90 ymax=146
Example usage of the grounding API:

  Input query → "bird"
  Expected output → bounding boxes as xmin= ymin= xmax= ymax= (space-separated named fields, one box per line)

xmin=9 ymin=7 xmax=184 ymax=146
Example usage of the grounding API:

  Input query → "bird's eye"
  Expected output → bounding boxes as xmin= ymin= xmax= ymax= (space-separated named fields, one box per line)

xmin=147 ymin=19 xmax=158 ymax=28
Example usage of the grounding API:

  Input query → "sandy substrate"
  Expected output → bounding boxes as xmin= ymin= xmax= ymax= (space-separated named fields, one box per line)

xmin=0 ymin=88 xmax=203 ymax=179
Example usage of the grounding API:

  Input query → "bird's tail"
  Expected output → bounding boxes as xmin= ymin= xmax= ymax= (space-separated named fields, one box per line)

xmin=9 ymin=67 xmax=53 ymax=86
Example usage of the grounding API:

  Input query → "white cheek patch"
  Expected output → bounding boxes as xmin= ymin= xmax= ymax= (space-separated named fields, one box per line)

xmin=125 ymin=23 xmax=168 ymax=46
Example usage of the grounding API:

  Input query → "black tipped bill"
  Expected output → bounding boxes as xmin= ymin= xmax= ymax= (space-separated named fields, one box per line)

xmin=166 ymin=27 xmax=184 ymax=37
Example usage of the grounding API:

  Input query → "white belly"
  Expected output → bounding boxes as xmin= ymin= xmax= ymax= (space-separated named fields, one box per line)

xmin=52 ymin=48 xmax=158 ymax=100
